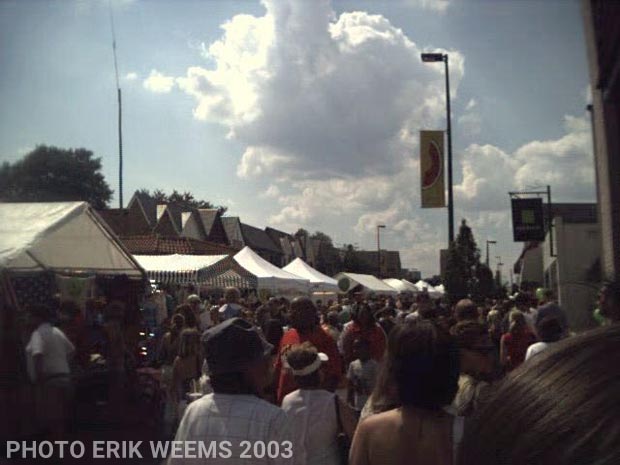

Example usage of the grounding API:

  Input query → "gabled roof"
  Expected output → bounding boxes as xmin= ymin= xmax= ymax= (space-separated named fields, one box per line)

xmin=97 ymin=208 xmax=151 ymax=237
xmin=222 ymin=216 xmax=242 ymax=240
xmin=240 ymin=223 xmax=283 ymax=255
xmin=130 ymin=191 xmax=158 ymax=226
xmin=120 ymin=234 xmax=236 ymax=256
xmin=198 ymin=209 xmax=219 ymax=235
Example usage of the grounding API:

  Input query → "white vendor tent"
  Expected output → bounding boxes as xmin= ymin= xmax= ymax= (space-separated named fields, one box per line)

xmin=0 ymin=202 xmax=143 ymax=276
xmin=408 ymin=279 xmax=443 ymax=299
xmin=234 ymin=247 xmax=309 ymax=295
xmin=283 ymin=258 xmax=339 ymax=293
xmin=382 ymin=278 xmax=418 ymax=293
xmin=434 ymin=284 xmax=445 ymax=295
xmin=133 ymin=254 xmax=257 ymax=289
xmin=334 ymin=272 xmax=398 ymax=295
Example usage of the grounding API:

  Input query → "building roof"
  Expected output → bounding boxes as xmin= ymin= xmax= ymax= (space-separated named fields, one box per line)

xmin=546 ymin=203 xmax=597 ymax=224
xmin=240 ymin=223 xmax=283 ymax=255
xmin=198 ymin=209 xmax=220 ymax=235
xmin=131 ymin=191 xmax=158 ymax=226
xmin=222 ymin=216 xmax=241 ymax=240
xmin=120 ymin=234 xmax=236 ymax=256
xmin=97 ymin=208 xmax=151 ymax=236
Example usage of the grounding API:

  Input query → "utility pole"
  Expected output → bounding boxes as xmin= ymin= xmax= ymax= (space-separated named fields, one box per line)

xmin=377 ymin=224 xmax=386 ymax=278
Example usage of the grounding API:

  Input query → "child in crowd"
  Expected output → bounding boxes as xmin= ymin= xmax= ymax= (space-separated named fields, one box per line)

xmin=347 ymin=338 xmax=379 ymax=414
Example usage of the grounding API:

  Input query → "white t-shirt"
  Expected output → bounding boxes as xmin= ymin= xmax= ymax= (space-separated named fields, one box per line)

xmin=525 ymin=341 xmax=552 ymax=361
xmin=281 ymin=389 xmax=339 ymax=465
xmin=199 ymin=309 xmax=212 ymax=331
xmin=170 ymin=393 xmax=295 ymax=465
xmin=347 ymin=359 xmax=379 ymax=411
xmin=26 ymin=323 xmax=75 ymax=382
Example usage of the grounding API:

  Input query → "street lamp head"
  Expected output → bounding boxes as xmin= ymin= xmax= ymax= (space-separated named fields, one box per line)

xmin=487 ymin=240 xmax=497 ymax=244
xmin=421 ymin=52 xmax=444 ymax=62
xmin=377 ymin=224 xmax=386 ymax=229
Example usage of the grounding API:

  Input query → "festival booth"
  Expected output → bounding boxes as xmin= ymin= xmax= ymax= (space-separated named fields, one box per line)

xmin=283 ymin=258 xmax=339 ymax=302
xmin=133 ymin=254 xmax=258 ymax=290
xmin=382 ymin=278 xmax=419 ymax=294
xmin=233 ymin=247 xmax=309 ymax=299
xmin=0 ymin=201 xmax=146 ymax=439
xmin=334 ymin=272 xmax=398 ymax=296
xmin=408 ymin=279 xmax=443 ymax=299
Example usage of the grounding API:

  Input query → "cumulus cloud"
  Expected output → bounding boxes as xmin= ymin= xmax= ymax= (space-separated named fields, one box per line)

xmin=125 ymin=72 xmax=138 ymax=81
xmin=455 ymin=113 xmax=595 ymax=211
xmin=143 ymin=70 xmax=176 ymax=93
xmin=261 ymin=184 xmax=281 ymax=198
xmin=404 ymin=0 xmax=451 ymax=13
xmin=175 ymin=0 xmax=464 ymax=179
xmin=458 ymin=98 xmax=481 ymax=136
xmin=151 ymin=0 xmax=594 ymax=275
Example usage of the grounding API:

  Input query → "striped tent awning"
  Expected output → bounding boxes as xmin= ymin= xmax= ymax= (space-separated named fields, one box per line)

xmin=203 ymin=268 xmax=258 ymax=290
xmin=134 ymin=254 xmax=258 ymax=289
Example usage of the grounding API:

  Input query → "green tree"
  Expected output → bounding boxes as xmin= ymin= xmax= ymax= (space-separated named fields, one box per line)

xmin=445 ymin=219 xmax=483 ymax=304
xmin=310 ymin=231 xmax=342 ymax=276
xmin=137 ymin=188 xmax=227 ymax=214
xmin=0 ymin=145 xmax=112 ymax=209
xmin=343 ymin=244 xmax=364 ymax=273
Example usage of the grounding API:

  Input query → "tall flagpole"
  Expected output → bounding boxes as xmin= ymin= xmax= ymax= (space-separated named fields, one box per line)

xmin=109 ymin=1 xmax=123 ymax=209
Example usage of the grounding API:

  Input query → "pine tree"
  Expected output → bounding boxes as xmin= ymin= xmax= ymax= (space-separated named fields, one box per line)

xmin=445 ymin=219 xmax=484 ymax=304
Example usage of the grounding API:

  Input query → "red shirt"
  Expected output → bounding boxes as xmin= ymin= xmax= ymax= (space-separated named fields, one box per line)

xmin=502 ymin=330 xmax=536 ymax=371
xmin=341 ymin=322 xmax=386 ymax=366
xmin=275 ymin=326 xmax=342 ymax=404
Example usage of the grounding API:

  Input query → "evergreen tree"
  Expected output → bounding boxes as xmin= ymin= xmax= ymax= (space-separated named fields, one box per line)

xmin=445 ymin=219 xmax=483 ymax=304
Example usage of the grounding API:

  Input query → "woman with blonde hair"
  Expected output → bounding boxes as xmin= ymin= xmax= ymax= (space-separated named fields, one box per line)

xmin=500 ymin=310 xmax=536 ymax=372
xmin=171 ymin=329 xmax=203 ymax=420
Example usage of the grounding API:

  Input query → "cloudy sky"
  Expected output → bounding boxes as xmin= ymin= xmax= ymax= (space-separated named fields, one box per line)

xmin=0 ymin=0 xmax=595 ymax=277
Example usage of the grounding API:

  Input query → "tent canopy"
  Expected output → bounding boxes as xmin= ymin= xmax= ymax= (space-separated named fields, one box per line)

xmin=335 ymin=272 xmax=398 ymax=295
xmin=234 ymin=247 xmax=309 ymax=294
xmin=406 ymin=279 xmax=443 ymax=298
xmin=283 ymin=258 xmax=339 ymax=293
xmin=0 ymin=202 xmax=143 ymax=276
xmin=134 ymin=254 xmax=258 ymax=288
xmin=382 ymin=278 xmax=418 ymax=293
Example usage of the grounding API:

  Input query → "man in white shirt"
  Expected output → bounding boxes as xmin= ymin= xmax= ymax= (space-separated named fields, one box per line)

xmin=26 ymin=304 xmax=75 ymax=439
xmin=169 ymin=318 xmax=296 ymax=465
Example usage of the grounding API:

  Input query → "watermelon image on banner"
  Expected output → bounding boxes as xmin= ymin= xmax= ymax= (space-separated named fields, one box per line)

xmin=420 ymin=130 xmax=446 ymax=208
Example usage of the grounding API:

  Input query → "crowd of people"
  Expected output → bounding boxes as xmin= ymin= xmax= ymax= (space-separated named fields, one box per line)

xmin=21 ymin=279 xmax=620 ymax=464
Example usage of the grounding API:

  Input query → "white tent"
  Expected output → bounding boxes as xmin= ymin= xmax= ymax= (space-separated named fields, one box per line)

xmin=382 ymin=278 xmax=418 ymax=293
xmin=334 ymin=272 xmax=398 ymax=295
xmin=134 ymin=254 xmax=258 ymax=288
xmin=234 ymin=247 xmax=309 ymax=295
xmin=408 ymin=279 xmax=443 ymax=299
xmin=0 ymin=202 xmax=143 ymax=276
xmin=283 ymin=258 xmax=339 ymax=293
xmin=434 ymin=284 xmax=445 ymax=294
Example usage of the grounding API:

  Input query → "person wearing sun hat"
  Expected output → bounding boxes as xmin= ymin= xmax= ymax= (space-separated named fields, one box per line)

xmin=169 ymin=318 xmax=296 ymax=464
xmin=275 ymin=297 xmax=342 ymax=404
xmin=281 ymin=342 xmax=357 ymax=465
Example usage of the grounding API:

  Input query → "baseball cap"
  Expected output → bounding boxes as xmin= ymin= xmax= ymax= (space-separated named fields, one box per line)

xmin=202 ymin=318 xmax=273 ymax=375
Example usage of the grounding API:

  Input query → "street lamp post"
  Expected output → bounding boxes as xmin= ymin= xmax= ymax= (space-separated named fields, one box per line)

xmin=421 ymin=52 xmax=454 ymax=244
xmin=377 ymin=224 xmax=386 ymax=278
xmin=486 ymin=240 xmax=497 ymax=268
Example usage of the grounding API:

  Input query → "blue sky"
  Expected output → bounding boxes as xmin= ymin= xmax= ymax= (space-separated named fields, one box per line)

xmin=0 ymin=0 xmax=595 ymax=276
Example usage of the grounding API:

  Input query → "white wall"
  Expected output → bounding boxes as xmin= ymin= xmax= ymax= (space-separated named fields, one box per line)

xmin=544 ymin=217 xmax=600 ymax=330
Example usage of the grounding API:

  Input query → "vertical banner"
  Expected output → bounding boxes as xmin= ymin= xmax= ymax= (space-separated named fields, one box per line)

xmin=420 ymin=130 xmax=446 ymax=208
xmin=511 ymin=198 xmax=545 ymax=241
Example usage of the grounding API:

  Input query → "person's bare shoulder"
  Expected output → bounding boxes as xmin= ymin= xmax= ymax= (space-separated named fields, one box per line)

xmin=358 ymin=408 xmax=401 ymax=433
